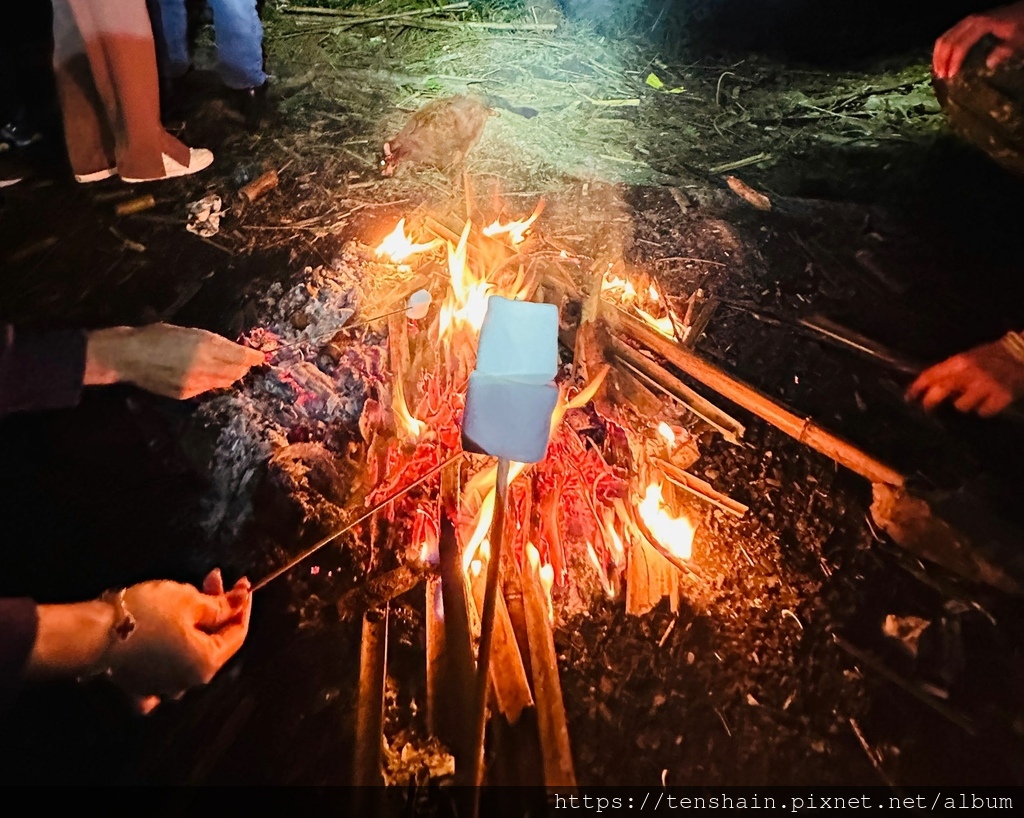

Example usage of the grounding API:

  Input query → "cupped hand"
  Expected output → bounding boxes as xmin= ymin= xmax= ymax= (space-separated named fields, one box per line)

xmin=933 ymin=1 xmax=1024 ymax=79
xmin=906 ymin=340 xmax=1024 ymax=417
xmin=105 ymin=569 xmax=252 ymax=700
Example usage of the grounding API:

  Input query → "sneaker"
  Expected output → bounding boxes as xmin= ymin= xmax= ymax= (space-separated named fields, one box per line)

xmin=75 ymin=167 xmax=117 ymax=184
xmin=121 ymin=148 xmax=213 ymax=183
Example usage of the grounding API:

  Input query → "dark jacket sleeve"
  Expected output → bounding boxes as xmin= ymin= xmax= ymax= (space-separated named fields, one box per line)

xmin=0 ymin=598 xmax=38 ymax=710
xmin=0 ymin=324 xmax=88 ymax=418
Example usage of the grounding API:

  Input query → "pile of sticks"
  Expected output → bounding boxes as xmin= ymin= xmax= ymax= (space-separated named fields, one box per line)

xmin=340 ymin=204 xmax=928 ymax=794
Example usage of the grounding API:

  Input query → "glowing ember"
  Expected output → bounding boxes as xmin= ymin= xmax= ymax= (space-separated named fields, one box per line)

xmin=482 ymin=201 xmax=543 ymax=245
xmin=376 ymin=218 xmax=441 ymax=263
xmin=638 ymin=481 xmax=695 ymax=561
xmin=648 ymin=284 xmax=660 ymax=301
xmin=657 ymin=421 xmax=675 ymax=445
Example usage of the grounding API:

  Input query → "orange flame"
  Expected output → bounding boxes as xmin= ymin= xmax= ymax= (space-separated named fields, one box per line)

xmin=635 ymin=306 xmax=676 ymax=338
xmin=375 ymin=218 xmax=441 ymax=263
xmin=638 ymin=481 xmax=695 ymax=561
xmin=602 ymin=273 xmax=637 ymax=300
xmin=392 ymin=376 xmax=425 ymax=440
xmin=482 ymin=201 xmax=543 ymax=246
xmin=657 ymin=421 xmax=675 ymax=445
xmin=438 ymin=222 xmax=494 ymax=337
xmin=527 ymin=543 xmax=555 ymax=622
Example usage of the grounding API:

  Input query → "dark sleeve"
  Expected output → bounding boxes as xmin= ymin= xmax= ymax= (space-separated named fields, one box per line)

xmin=0 ymin=598 xmax=38 ymax=710
xmin=0 ymin=324 xmax=88 ymax=418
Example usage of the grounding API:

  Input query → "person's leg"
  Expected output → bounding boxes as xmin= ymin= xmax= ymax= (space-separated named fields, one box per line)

xmin=69 ymin=0 xmax=191 ymax=180
xmin=147 ymin=0 xmax=192 ymax=81
xmin=51 ymin=0 xmax=117 ymax=178
xmin=207 ymin=0 xmax=266 ymax=89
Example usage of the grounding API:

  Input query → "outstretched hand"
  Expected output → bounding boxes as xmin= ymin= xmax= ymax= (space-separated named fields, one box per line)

xmin=86 ymin=323 xmax=265 ymax=399
xmin=906 ymin=339 xmax=1024 ymax=417
xmin=105 ymin=569 xmax=252 ymax=701
xmin=933 ymin=1 xmax=1024 ymax=79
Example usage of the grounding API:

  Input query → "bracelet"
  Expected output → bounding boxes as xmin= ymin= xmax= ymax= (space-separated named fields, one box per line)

xmin=1001 ymin=331 xmax=1024 ymax=366
xmin=100 ymin=588 xmax=138 ymax=642
xmin=77 ymin=589 xmax=136 ymax=682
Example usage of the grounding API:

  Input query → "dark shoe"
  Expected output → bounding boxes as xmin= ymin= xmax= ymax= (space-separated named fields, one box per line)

xmin=235 ymin=80 xmax=270 ymax=130
xmin=0 ymin=116 xmax=42 ymax=150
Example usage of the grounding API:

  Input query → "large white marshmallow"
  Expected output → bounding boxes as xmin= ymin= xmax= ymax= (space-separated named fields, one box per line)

xmin=475 ymin=296 xmax=559 ymax=384
xmin=463 ymin=373 xmax=559 ymax=463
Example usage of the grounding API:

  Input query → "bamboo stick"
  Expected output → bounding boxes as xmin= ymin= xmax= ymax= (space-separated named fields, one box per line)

xmin=522 ymin=545 xmax=576 ymax=791
xmin=425 ymin=575 xmax=447 ymax=738
xmin=438 ymin=515 xmax=476 ymax=777
xmin=605 ymin=303 xmax=905 ymax=487
xmin=353 ymin=607 xmax=388 ymax=787
xmin=609 ymin=337 xmax=745 ymax=444
xmin=469 ymin=559 xmax=534 ymax=723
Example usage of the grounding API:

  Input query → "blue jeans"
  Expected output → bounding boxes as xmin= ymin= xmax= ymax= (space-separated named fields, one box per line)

xmin=150 ymin=0 xmax=266 ymax=89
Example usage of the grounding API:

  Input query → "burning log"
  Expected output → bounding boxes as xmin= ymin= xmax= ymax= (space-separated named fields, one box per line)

xmin=353 ymin=607 xmax=389 ymax=787
xmin=337 ymin=563 xmax=432 ymax=621
xmin=625 ymin=538 xmax=680 ymax=617
xmin=437 ymin=515 xmax=476 ymax=776
xmin=468 ymin=556 xmax=534 ymax=724
xmin=425 ymin=576 xmax=447 ymax=739
xmin=521 ymin=545 xmax=576 ymax=790
xmin=605 ymin=303 xmax=906 ymax=487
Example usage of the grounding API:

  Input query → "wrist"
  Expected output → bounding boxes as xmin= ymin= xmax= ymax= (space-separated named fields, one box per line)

xmin=1000 ymin=331 xmax=1024 ymax=366
xmin=26 ymin=600 xmax=115 ymax=680
xmin=84 ymin=327 xmax=135 ymax=386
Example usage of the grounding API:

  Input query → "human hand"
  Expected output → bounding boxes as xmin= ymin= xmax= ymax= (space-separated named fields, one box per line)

xmin=933 ymin=1 xmax=1024 ymax=79
xmin=85 ymin=323 xmax=265 ymax=399
xmin=906 ymin=338 xmax=1024 ymax=416
xmin=103 ymin=569 xmax=252 ymax=699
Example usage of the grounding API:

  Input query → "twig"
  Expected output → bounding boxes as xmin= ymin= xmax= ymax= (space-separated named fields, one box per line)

xmin=284 ymin=2 xmax=469 ymax=17
xmin=715 ymin=71 xmax=735 ymax=107
xmin=708 ymin=152 xmax=771 ymax=174
xmin=831 ymin=633 xmax=977 ymax=735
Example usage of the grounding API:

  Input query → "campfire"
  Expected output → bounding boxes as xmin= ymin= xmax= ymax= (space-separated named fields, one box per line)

xmin=224 ymin=197 xmax=762 ymax=791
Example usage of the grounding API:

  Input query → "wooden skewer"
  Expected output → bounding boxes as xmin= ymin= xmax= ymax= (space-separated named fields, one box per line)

xmin=470 ymin=456 xmax=511 ymax=804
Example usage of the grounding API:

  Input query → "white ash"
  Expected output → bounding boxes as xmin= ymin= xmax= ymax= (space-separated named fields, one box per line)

xmin=197 ymin=394 xmax=288 ymax=539
xmin=196 ymin=261 xmax=388 ymax=539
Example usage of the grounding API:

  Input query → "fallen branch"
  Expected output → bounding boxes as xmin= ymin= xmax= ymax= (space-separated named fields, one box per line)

xmin=284 ymin=2 xmax=468 ymax=19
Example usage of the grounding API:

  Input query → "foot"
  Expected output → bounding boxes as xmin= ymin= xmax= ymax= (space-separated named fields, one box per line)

xmin=121 ymin=148 xmax=214 ymax=183
xmin=233 ymin=80 xmax=270 ymax=130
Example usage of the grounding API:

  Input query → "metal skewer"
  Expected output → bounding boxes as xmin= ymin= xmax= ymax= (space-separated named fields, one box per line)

xmin=251 ymin=450 xmax=464 ymax=591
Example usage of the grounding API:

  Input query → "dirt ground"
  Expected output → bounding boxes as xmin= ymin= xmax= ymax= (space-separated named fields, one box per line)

xmin=2 ymin=0 xmax=1024 ymax=793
